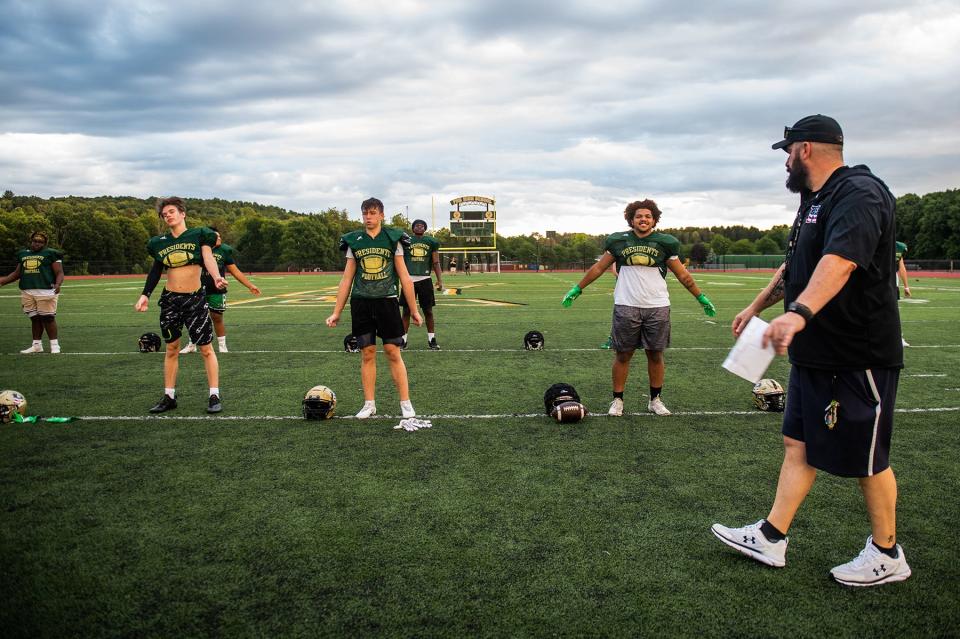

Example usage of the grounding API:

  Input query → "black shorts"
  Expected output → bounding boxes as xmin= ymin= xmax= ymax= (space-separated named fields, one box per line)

xmin=782 ymin=365 xmax=900 ymax=478
xmin=158 ymin=289 xmax=213 ymax=346
xmin=350 ymin=297 xmax=404 ymax=347
xmin=400 ymin=279 xmax=436 ymax=311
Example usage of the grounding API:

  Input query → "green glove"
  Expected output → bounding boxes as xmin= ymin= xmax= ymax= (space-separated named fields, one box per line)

xmin=697 ymin=293 xmax=716 ymax=317
xmin=561 ymin=285 xmax=582 ymax=307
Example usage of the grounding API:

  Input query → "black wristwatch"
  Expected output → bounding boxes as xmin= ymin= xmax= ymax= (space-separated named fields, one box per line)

xmin=787 ymin=301 xmax=814 ymax=323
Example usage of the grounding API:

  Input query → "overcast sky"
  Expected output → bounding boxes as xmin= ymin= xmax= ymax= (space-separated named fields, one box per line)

xmin=2 ymin=1 xmax=958 ymax=236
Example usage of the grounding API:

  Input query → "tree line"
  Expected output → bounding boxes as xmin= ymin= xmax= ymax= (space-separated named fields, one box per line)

xmin=1 ymin=189 xmax=957 ymax=274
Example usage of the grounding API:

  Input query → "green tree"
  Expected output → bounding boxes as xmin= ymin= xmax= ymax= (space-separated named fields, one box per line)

xmin=689 ymin=242 xmax=710 ymax=265
xmin=711 ymin=234 xmax=732 ymax=256
xmin=755 ymin=237 xmax=780 ymax=254
xmin=730 ymin=239 xmax=757 ymax=255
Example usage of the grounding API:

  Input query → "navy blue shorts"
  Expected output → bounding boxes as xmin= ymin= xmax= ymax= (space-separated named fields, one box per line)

xmin=783 ymin=365 xmax=900 ymax=477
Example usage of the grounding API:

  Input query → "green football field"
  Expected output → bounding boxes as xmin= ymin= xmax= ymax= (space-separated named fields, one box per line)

xmin=2 ymin=271 xmax=958 ymax=637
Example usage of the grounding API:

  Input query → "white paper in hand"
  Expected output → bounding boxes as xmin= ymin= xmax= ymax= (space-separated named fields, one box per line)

xmin=722 ymin=317 xmax=776 ymax=383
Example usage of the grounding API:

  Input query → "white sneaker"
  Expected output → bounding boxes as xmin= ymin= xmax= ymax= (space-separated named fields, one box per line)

xmin=711 ymin=520 xmax=787 ymax=568
xmin=648 ymin=396 xmax=672 ymax=416
xmin=355 ymin=402 xmax=377 ymax=419
xmin=20 ymin=344 xmax=43 ymax=354
xmin=400 ymin=401 xmax=416 ymax=418
xmin=219 ymin=345 xmax=229 ymax=353
xmin=830 ymin=536 xmax=911 ymax=587
xmin=608 ymin=398 xmax=624 ymax=416
xmin=50 ymin=344 xmax=61 ymax=354
xmin=901 ymin=338 xmax=910 ymax=347
xmin=180 ymin=342 xmax=197 ymax=354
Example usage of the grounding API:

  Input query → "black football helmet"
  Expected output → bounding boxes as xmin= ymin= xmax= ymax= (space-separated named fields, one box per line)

xmin=302 ymin=385 xmax=337 ymax=420
xmin=138 ymin=332 xmax=162 ymax=352
xmin=524 ymin=330 xmax=545 ymax=351
xmin=343 ymin=334 xmax=360 ymax=353
xmin=543 ymin=383 xmax=581 ymax=415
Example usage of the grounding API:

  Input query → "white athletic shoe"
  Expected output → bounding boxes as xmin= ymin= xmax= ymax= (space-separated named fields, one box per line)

xmin=648 ymin=396 xmax=672 ymax=416
xmin=180 ymin=342 xmax=197 ymax=354
xmin=50 ymin=344 xmax=61 ymax=354
xmin=219 ymin=345 xmax=229 ymax=353
xmin=901 ymin=338 xmax=910 ymax=347
xmin=711 ymin=520 xmax=788 ymax=568
xmin=608 ymin=398 xmax=624 ymax=416
xmin=400 ymin=401 xmax=416 ymax=418
xmin=355 ymin=402 xmax=377 ymax=419
xmin=20 ymin=344 xmax=43 ymax=354
xmin=830 ymin=536 xmax=911 ymax=587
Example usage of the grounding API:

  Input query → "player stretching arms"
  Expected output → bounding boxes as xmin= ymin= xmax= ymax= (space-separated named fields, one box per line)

xmin=135 ymin=197 xmax=227 ymax=414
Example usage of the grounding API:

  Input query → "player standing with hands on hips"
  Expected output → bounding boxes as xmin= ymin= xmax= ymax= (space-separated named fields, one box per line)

xmin=135 ymin=197 xmax=228 ymax=414
xmin=561 ymin=199 xmax=716 ymax=416
xmin=326 ymin=198 xmax=422 ymax=419
xmin=711 ymin=115 xmax=911 ymax=586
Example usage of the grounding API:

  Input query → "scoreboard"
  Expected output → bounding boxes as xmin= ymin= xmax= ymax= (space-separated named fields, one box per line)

xmin=447 ymin=196 xmax=496 ymax=250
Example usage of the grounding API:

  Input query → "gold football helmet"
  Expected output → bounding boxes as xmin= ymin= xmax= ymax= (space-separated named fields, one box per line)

xmin=302 ymin=385 xmax=337 ymax=420
xmin=0 ymin=390 xmax=28 ymax=423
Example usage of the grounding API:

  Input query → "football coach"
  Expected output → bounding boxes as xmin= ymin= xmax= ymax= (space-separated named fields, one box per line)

xmin=711 ymin=115 xmax=910 ymax=586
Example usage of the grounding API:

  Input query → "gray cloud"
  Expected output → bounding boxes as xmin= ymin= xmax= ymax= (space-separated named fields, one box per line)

xmin=1 ymin=0 xmax=958 ymax=235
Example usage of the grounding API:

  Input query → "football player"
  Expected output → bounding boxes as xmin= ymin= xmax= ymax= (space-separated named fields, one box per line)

xmin=400 ymin=219 xmax=443 ymax=350
xmin=134 ymin=197 xmax=228 ymax=414
xmin=0 ymin=231 xmax=64 ymax=353
xmin=325 ymin=197 xmax=422 ymax=419
xmin=562 ymin=199 xmax=715 ymax=416
xmin=180 ymin=228 xmax=261 ymax=354
xmin=895 ymin=240 xmax=910 ymax=346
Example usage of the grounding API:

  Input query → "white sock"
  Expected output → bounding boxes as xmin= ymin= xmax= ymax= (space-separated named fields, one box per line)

xmin=165 ymin=388 xmax=176 ymax=399
xmin=402 ymin=333 xmax=408 ymax=342
xmin=427 ymin=333 xmax=435 ymax=341
xmin=33 ymin=340 xmax=42 ymax=347
xmin=400 ymin=400 xmax=414 ymax=409
xmin=217 ymin=336 xmax=227 ymax=348
xmin=210 ymin=387 xmax=220 ymax=397
xmin=50 ymin=339 xmax=60 ymax=347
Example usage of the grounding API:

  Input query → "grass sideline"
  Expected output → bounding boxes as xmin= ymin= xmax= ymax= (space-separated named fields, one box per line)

xmin=1 ymin=271 xmax=959 ymax=637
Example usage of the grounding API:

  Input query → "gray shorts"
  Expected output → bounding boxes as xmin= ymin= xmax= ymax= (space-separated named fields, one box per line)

xmin=611 ymin=304 xmax=670 ymax=352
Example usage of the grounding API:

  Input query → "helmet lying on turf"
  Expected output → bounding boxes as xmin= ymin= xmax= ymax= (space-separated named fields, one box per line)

xmin=753 ymin=378 xmax=785 ymax=412
xmin=343 ymin=334 xmax=360 ymax=353
xmin=0 ymin=390 xmax=28 ymax=423
xmin=138 ymin=332 xmax=162 ymax=352
xmin=303 ymin=385 xmax=337 ymax=420
xmin=543 ymin=382 xmax=581 ymax=414
xmin=523 ymin=330 xmax=545 ymax=351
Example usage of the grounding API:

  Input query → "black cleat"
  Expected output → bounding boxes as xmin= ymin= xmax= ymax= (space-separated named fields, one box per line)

xmin=149 ymin=395 xmax=177 ymax=414
xmin=428 ymin=338 xmax=441 ymax=351
xmin=207 ymin=394 xmax=222 ymax=413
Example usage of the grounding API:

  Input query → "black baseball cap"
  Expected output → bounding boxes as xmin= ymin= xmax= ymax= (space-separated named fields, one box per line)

xmin=771 ymin=114 xmax=844 ymax=150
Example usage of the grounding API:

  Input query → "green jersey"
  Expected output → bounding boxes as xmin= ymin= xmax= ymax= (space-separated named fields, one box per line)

xmin=894 ymin=241 xmax=907 ymax=268
xmin=404 ymin=234 xmax=440 ymax=278
xmin=146 ymin=226 xmax=218 ymax=269
xmin=15 ymin=247 xmax=63 ymax=290
xmin=340 ymin=227 xmax=410 ymax=299
xmin=603 ymin=231 xmax=681 ymax=307
xmin=202 ymin=243 xmax=236 ymax=293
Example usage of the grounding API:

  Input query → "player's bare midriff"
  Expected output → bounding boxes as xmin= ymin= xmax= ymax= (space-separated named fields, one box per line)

xmin=165 ymin=263 xmax=204 ymax=293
